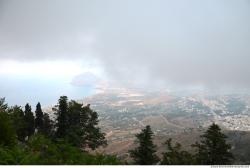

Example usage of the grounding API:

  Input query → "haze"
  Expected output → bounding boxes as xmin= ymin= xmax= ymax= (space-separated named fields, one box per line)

xmin=0 ymin=0 xmax=250 ymax=106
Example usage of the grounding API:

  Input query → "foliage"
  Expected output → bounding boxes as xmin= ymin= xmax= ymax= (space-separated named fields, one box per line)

xmin=0 ymin=96 xmax=115 ymax=165
xmin=0 ymin=96 xmax=237 ymax=165
xmin=0 ymin=98 xmax=8 ymax=112
xmin=0 ymin=112 xmax=16 ymax=147
xmin=8 ymin=106 xmax=26 ymax=142
xmin=0 ymin=145 xmax=29 ymax=165
xmin=42 ymin=113 xmax=54 ymax=137
xmin=54 ymin=96 xmax=69 ymax=138
xmin=161 ymin=138 xmax=194 ymax=165
xmin=54 ymin=97 xmax=106 ymax=149
xmin=24 ymin=103 xmax=35 ymax=138
xmin=80 ymin=104 xmax=107 ymax=149
xmin=192 ymin=123 xmax=233 ymax=165
xmin=0 ymin=134 xmax=120 ymax=165
xmin=129 ymin=125 xmax=159 ymax=165
xmin=35 ymin=102 xmax=44 ymax=133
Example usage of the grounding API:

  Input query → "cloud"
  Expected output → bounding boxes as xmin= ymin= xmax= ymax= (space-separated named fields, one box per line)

xmin=0 ymin=0 xmax=250 ymax=91
xmin=71 ymin=72 xmax=100 ymax=87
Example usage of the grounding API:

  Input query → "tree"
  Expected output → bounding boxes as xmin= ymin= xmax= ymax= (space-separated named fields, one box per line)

xmin=54 ymin=97 xmax=106 ymax=149
xmin=0 ymin=112 xmax=16 ymax=147
xmin=0 ymin=134 xmax=121 ymax=165
xmin=24 ymin=103 xmax=35 ymax=139
xmin=0 ymin=97 xmax=122 ymax=165
xmin=80 ymin=104 xmax=106 ymax=149
xmin=54 ymin=96 xmax=69 ymax=138
xmin=192 ymin=123 xmax=233 ymax=165
xmin=35 ymin=102 xmax=44 ymax=133
xmin=161 ymin=138 xmax=194 ymax=165
xmin=8 ymin=106 xmax=26 ymax=142
xmin=64 ymin=100 xmax=82 ymax=147
xmin=42 ymin=113 xmax=54 ymax=137
xmin=129 ymin=125 xmax=159 ymax=165
xmin=0 ymin=145 xmax=28 ymax=165
xmin=0 ymin=98 xmax=16 ymax=147
xmin=65 ymin=101 xmax=107 ymax=149
xmin=0 ymin=98 xmax=8 ymax=112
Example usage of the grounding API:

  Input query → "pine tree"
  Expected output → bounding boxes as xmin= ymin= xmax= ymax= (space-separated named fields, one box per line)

xmin=65 ymin=101 xmax=107 ymax=149
xmin=54 ymin=97 xmax=106 ymax=149
xmin=35 ymin=102 xmax=44 ymax=133
xmin=129 ymin=125 xmax=159 ymax=165
xmin=161 ymin=138 xmax=194 ymax=165
xmin=54 ymin=96 xmax=69 ymax=138
xmin=65 ymin=100 xmax=82 ymax=147
xmin=80 ymin=104 xmax=107 ymax=149
xmin=192 ymin=123 xmax=233 ymax=165
xmin=42 ymin=113 xmax=54 ymax=137
xmin=8 ymin=106 xmax=26 ymax=142
xmin=24 ymin=103 xmax=35 ymax=139
xmin=0 ymin=111 xmax=16 ymax=147
xmin=0 ymin=98 xmax=8 ymax=112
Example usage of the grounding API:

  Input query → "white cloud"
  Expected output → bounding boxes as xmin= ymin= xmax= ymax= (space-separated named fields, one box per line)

xmin=0 ymin=60 xmax=80 ymax=77
xmin=0 ymin=0 xmax=250 ymax=92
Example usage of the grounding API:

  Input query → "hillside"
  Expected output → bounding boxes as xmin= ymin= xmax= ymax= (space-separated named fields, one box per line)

xmin=43 ymin=88 xmax=250 ymax=163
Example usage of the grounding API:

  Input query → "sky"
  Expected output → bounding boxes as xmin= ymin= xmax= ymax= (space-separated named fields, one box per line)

xmin=0 ymin=0 xmax=250 ymax=106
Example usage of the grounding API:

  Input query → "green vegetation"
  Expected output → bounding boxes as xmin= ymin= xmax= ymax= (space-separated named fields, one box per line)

xmin=53 ymin=98 xmax=107 ymax=149
xmin=24 ymin=103 xmax=35 ymax=138
xmin=8 ymin=105 xmax=26 ymax=142
xmin=129 ymin=125 xmax=159 ymax=165
xmin=0 ymin=134 xmax=120 ymax=165
xmin=129 ymin=124 xmax=233 ymax=165
xmin=0 ymin=112 xmax=16 ymax=147
xmin=0 ymin=96 xmax=235 ymax=165
xmin=161 ymin=138 xmax=194 ymax=165
xmin=192 ymin=123 xmax=233 ymax=164
xmin=0 ymin=96 xmax=120 ymax=165
xmin=35 ymin=102 xmax=44 ymax=134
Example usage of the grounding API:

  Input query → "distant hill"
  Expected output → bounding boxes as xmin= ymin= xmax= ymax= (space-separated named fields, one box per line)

xmin=43 ymin=88 xmax=250 ymax=164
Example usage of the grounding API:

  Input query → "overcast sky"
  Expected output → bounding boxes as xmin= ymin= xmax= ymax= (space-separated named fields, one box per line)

xmin=0 ymin=0 xmax=250 ymax=106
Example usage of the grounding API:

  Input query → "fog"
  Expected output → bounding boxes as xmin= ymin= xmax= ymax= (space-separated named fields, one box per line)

xmin=0 ymin=0 xmax=250 ymax=104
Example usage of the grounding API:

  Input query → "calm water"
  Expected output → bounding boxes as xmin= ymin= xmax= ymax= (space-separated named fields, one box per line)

xmin=0 ymin=75 xmax=96 ymax=108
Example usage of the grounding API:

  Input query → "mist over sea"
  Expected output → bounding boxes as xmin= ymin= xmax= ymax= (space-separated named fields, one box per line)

xmin=0 ymin=75 xmax=96 ymax=107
